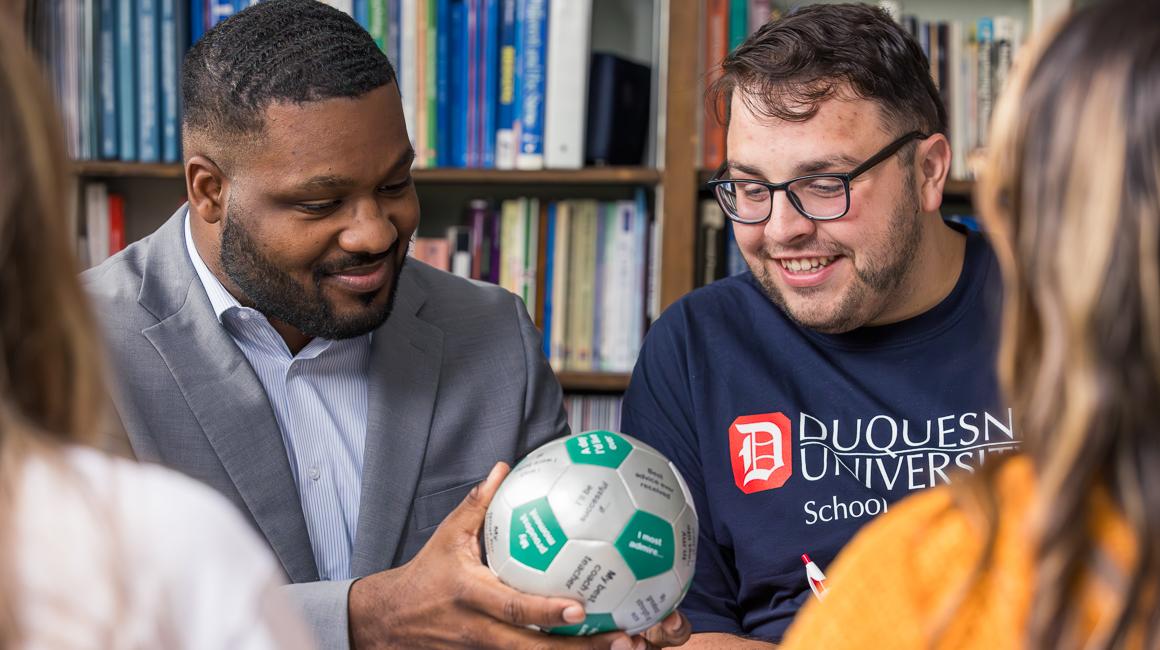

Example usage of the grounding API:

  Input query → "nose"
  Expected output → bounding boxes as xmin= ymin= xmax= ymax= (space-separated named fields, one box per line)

xmin=763 ymin=190 xmax=816 ymax=246
xmin=338 ymin=196 xmax=398 ymax=256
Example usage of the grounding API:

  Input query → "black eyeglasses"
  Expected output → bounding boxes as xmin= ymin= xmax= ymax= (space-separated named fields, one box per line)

xmin=707 ymin=131 xmax=928 ymax=223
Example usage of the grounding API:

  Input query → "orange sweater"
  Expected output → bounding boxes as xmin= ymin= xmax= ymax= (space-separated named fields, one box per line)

xmin=781 ymin=455 xmax=1138 ymax=649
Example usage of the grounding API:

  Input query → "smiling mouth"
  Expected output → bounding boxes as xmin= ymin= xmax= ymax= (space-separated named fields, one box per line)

xmin=778 ymin=256 xmax=838 ymax=274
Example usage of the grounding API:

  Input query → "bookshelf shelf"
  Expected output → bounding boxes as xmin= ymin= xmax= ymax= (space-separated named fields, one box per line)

xmin=71 ymin=161 xmax=662 ymax=185
xmin=73 ymin=161 xmax=185 ymax=178
xmin=556 ymin=371 xmax=631 ymax=392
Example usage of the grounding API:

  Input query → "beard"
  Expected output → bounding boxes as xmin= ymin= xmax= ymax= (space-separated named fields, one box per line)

xmin=751 ymin=183 xmax=923 ymax=334
xmin=218 ymin=200 xmax=405 ymax=340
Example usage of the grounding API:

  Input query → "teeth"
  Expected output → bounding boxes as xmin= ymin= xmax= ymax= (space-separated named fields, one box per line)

xmin=779 ymin=256 xmax=836 ymax=273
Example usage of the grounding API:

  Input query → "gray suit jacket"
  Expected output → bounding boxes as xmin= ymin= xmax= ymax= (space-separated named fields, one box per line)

xmin=83 ymin=206 xmax=569 ymax=648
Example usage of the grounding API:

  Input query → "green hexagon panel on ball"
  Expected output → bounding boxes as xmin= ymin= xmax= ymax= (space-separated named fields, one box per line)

xmin=483 ymin=430 xmax=699 ymax=636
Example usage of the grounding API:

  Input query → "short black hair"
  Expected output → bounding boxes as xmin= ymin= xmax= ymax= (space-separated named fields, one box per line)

xmin=182 ymin=0 xmax=396 ymax=142
xmin=711 ymin=3 xmax=946 ymax=138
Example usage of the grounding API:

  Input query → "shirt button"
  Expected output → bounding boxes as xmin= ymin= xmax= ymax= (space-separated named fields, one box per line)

xmin=308 ymin=467 xmax=320 ymax=481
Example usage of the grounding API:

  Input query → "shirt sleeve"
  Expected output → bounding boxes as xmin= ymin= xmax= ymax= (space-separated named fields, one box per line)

xmin=620 ymin=310 xmax=745 ymax=636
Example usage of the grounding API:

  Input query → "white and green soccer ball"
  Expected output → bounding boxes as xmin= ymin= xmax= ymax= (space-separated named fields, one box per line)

xmin=483 ymin=430 xmax=698 ymax=636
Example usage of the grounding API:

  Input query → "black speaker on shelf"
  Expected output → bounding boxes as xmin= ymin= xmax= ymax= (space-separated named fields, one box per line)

xmin=584 ymin=52 xmax=651 ymax=167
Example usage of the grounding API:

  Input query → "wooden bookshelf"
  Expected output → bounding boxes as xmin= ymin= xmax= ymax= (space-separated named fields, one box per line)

xmin=72 ymin=161 xmax=662 ymax=185
xmin=556 ymin=371 xmax=631 ymax=393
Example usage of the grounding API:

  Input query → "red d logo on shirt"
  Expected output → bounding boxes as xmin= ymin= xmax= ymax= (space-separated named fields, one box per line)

xmin=729 ymin=412 xmax=793 ymax=494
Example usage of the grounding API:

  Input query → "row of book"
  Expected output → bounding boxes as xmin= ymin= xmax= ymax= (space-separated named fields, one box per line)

xmin=33 ymin=0 xmax=639 ymax=170
xmin=901 ymin=15 xmax=1023 ymax=180
xmin=410 ymin=193 xmax=651 ymax=373
xmin=564 ymin=394 xmax=623 ymax=435
xmin=699 ymin=1 xmax=1024 ymax=181
xmin=28 ymin=0 xmax=188 ymax=162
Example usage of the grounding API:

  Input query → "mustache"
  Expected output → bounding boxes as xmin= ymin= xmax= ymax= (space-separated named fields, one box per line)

xmin=760 ymin=239 xmax=851 ymax=259
xmin=313 ymin=243 xmax=397 ymax=276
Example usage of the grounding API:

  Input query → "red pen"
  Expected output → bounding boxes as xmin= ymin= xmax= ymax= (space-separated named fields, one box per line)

xmin=801 ymin=554 xmax=829 ymax=601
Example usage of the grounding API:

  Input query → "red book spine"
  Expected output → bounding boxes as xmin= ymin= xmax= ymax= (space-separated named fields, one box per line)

xmin=108 ymin=193 xmax=126 ymax=254
xmin=703 ymin=0 xmax=729 ymax=169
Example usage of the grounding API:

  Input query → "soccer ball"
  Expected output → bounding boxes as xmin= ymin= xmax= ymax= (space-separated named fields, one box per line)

xmin=483 ymin=430 xmax=698 ymax=636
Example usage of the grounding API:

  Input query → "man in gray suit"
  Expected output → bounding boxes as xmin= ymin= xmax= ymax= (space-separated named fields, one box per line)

xmin=83 ymin=2 xmax=687 ymax=649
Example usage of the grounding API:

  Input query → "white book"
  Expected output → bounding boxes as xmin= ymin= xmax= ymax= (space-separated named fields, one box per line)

xmin=543 ymin=0 xmax=592 ymax=169
xmin=609 ymin=201 xmax=638 ymax=372
xmin=85 ymin=183 xmax=109 ymax=267
xmin=400 ymin=0 xmax=419 ymax=147
xmin=320 ymin=0 xmax=353 ymax=15
xmin=950 ymin=21 xmax=967 ymax=180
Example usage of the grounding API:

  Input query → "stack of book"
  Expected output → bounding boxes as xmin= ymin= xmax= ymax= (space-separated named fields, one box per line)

xmin=699 ymin=1 xmax=1024 ymax=181
xmin=79 ymin=182 xmax=127 ymax=268
xmin=410 ymin=190 xmax=651 ymax=373
xmin=31 ymin=0 xmax=598 ymax=170
xmin=565 ymin=394 xmax=623 ymax=433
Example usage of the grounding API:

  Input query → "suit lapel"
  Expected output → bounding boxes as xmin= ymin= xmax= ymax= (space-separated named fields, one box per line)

xmin=351 ymin=268 xmax=444 ymax=576
xmin=138 ymin=207 xmax=318 ymax=583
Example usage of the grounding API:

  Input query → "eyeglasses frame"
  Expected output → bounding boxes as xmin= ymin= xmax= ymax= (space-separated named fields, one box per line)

xmin=707 ymin=130 xmax=930 ymax=224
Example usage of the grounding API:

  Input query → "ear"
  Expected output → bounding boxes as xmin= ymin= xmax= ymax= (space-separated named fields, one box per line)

xmin=185 ymin=155 xmax=228 ymax=225
xmin=914 ymin=133 xmax=951 ymax=213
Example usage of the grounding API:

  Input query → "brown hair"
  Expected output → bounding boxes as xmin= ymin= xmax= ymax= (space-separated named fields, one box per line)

xmin=709 ymin=3 xmax=946 ymax=140
xmin=975 ymin=0 xmax=1160 ymax=646
xmin=0 ymin=21 xmax=112 ymax=645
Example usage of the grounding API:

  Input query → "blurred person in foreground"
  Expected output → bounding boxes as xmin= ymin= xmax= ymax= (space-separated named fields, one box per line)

xmin=0 ymin=21 xmax=312 ymax=650
xmin=782 ymin=2 xmax=1160 ymax=647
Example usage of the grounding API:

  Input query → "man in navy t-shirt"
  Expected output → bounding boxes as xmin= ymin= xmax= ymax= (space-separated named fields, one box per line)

xmin=621 ymin=5 xmax=1015 ymax=647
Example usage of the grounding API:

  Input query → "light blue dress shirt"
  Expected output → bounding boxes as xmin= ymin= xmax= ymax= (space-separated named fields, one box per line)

xmin=185 ymin=216 xmax=370 ymax=581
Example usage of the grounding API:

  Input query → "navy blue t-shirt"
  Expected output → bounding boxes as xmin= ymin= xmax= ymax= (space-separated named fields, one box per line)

xmin=621 ymin=229 xmax=1014 ymax=642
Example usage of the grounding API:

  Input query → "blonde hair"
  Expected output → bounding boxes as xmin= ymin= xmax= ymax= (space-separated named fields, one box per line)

xmin=0 ymin=21 xmax=113 ymax=645
xmin=975 ymin=1 xmax=1160 ymax=646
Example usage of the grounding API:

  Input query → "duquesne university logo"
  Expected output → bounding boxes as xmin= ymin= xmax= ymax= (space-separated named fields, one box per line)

xmin=729 ymin=413 xmax=793 ymax=494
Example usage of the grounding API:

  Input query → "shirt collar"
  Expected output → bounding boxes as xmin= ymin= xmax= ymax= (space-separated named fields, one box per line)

xmin=184 ymin=211 xmax=244 ymax=324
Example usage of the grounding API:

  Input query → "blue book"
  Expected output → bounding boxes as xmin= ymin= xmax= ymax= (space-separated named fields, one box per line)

xmin=388 ymin=0 xmax=401 ymax=73
xmin=435 ymin=0 xmax=453 ymax=166
xmin=515 ymin=0 xmax=546 ymax=169
xmin=160 ymin=0 xmax=180 ymax=162
xmin=724 ymin=221 xmax=746 ymax=276
xmin=116 ymin=0 xmax=137 ymax=161
xmin=494 ymin=0 xmax=517 ymax=168
xmin=541 ymin=201 xmax=556 ymax=359
xmin=137 ymin=0 xmax=161 ymax=162
xmin=354 ymin=0 xmax=369 ymax=28
xmin=190 ymin=0 xmax=205 ymax=44
xmin=98 ymin=0 xmax=118 ymax=159
xmin=480 ymin=0 xmax=499 ymax=167
xmin=209 ymin=0 xmax=235 ymax=27
xmin=450 ymin=0 xmax=469 ymax=167
xmin=510 ymin=0 xmax=525 ymax=167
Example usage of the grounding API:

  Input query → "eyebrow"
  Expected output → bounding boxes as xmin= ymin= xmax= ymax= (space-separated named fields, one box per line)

xmin=727 ymin=153 xmax=863 ymax=181
xmin=295 ymin=148 xmax=417 ymax=191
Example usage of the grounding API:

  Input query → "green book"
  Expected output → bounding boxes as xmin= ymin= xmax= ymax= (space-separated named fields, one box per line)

xmin=729 ymin=0 xmax=748 ymax=50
